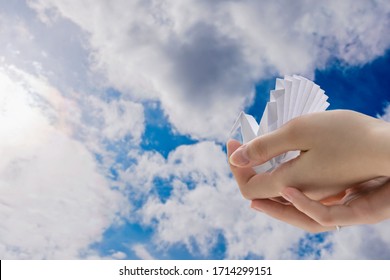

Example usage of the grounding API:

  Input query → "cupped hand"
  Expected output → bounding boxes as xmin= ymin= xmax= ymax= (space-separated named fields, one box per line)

xmin=250 ymin=177 xmax=390 ymax=233
xmin=227 ymin=110 xmax=390 ymax=201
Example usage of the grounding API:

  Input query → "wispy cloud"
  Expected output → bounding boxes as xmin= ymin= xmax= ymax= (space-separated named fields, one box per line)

xmin=132 ymin=244 xmax=155 ymax=260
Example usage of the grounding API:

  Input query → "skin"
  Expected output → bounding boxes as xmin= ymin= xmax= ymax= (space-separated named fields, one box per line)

xmin=227 ymin=110 xmax=390 ymax=232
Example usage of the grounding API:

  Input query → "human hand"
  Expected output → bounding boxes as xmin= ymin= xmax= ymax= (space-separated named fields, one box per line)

xmin=227 ymin=110 xmax=390 ymax=201
xmin=250 ymin=177 xmax=390 ymax=232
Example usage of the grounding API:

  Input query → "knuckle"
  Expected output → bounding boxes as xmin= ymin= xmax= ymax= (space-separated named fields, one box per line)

xmin=239 ymin=185 xmax=254 ymax=200
xmin=284 ymin=116 xmax=304 ymax=133
xmin=283 ymin=115 xmax=311 ymax=142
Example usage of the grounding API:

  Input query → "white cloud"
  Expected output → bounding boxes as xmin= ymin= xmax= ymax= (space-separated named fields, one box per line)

xmin=29 ymin=0 xmax=390 ymax=140
xmin=0 ymin=6 xmax=91 ymax=93
xmin=127 ymin=142 xmax=304 ymax=259
xmin=319 ymin=222 xmax=390 ymax=259
xmin=3 ymin=0 xmax=389 ymax=260
xmin=0 ymin=5 xmax=147 ymax=257
xmin=379 ymin=102 xmax=390 ymax=122
xmin=0 ymin=64 xmax=130 ymax=259
xmin=80 ymin=96 xmax=145 ymax=144
xmin=111 ymin=251 xmax=127 ymax=260
xmin=120 ymin=150 xmax=165 ymax=195
xmin=132 ymin=244 xmax=155 ymax=260
xmin=127 ymin=138 xmax=390 ymax=259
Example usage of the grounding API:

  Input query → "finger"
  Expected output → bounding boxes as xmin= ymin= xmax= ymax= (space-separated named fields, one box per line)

xmin=349 ymin=178 xmax=390 ymax=223
xmin=280 ymin=187 xmax=359 ymax=226
xmin=227 ymin=139 xmax=257 ymax=194
xmin=251 ymin=199 xmax=335 ymax=233
xmin=226 ymin=139 xmax=242 ymax=157
xmin=320 ymin=190 xmax=348 ymax=206
xmin=228 ymin=139 xmax=288 ymax=199
xmin=229 ymin=120 xmax=310 ymax=167
xmin=269 ymin=196 xmax=291 ymax=205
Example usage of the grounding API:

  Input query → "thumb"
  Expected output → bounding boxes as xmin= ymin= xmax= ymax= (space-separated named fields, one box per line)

xmin=229 ymin=122 xmax=307 ymax=167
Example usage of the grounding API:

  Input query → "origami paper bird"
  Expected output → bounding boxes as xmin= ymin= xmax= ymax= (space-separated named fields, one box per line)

xmin=231 ymin=75 xmax=330 ymax=173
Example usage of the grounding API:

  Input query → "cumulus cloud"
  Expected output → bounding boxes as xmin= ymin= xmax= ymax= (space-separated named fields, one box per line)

xmin=80 ymin=96 xmax=144 ymax=144
xmin=319 ymin=222 xmax=390 ymax=259
xmin=124 ymin=131 xmax=390 ymax=259
xmin=29 ymin=0 xmax=390 ymax=140
xmin=0 ymin=5 xmax=147 ymax=258
xmin=0 ymin=63 xmax=130 ymax=259
xmin=3 ymin=0 xmax=388 ymax=260
xmin=123 ymin=142 xmax=304 ymax=259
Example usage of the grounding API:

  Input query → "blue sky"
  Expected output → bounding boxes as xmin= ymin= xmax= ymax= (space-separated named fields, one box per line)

xmin=0 ymin=0 xmax=390 ymax=260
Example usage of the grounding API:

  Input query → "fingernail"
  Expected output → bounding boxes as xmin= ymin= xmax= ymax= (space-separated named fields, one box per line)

xmin=251 ymin=205 xmax=263 ymax=212
xmin=250 ymin=201 xmax=264 ymax=212
xmin=229 ymin=145 xmax=250 ymax=166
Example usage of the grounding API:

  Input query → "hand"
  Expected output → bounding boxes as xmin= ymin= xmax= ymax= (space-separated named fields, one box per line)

xmin=227 ymin=110 xmax=390 ymax=201
xmin=250 ymin=177 xmax=390 ymax=233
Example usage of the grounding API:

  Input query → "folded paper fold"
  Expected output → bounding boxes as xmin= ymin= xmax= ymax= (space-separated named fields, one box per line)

xmin=231 ymin=75 xmax=330 ymax=173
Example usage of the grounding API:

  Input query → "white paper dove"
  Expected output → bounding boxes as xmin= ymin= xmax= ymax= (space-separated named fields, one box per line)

xmin=231 ymin=75 xmax=330 ymax=173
